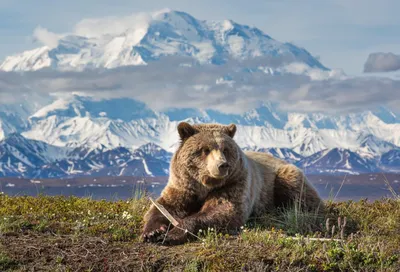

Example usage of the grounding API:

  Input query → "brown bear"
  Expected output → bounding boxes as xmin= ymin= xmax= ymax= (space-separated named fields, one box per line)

xmin=142 ymin=122 xmax=324 ymax=245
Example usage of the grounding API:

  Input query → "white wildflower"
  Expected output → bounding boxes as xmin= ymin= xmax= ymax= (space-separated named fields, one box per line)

xmin=122 ymin=211 xmax=132 ymax=220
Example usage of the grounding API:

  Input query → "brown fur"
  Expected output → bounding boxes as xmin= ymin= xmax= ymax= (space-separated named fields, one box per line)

xmin=142 ymin=123 xmax=324 ymax=245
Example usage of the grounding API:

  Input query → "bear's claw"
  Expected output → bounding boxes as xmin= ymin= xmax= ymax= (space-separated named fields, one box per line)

xmin=142 ymin=225 xmax=168 ymax=243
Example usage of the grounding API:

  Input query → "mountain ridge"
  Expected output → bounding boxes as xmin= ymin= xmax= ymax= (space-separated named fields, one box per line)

xmin=0 ymin=133 xmax=399 ymax=178
xmin=0 ymin=10 xmax=326 ymax=72
xmin=1 ymin=95 xmax=399 ymax=158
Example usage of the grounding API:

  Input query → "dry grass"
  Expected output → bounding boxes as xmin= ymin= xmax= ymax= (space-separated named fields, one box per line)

xmin=0 ymin=190 xmax=399 ymax=271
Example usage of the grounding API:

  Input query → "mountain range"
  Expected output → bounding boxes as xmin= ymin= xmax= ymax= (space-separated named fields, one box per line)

xmin=0 ymin=10 xmax=399 ymax=177
xmin=0 ymin=133 xmax=399 ymax=178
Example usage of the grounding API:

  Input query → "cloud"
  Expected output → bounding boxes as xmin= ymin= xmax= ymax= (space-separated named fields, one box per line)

xmin=273 ymin=77 xmax=400 ymax=113
xmin=74 ymin=12 xmax=152 ymax=38
xmin=364 ymin=52 xmax=400 ymax=73
xmin=0 ymin=56 xmax=399 ymax=115
xmin=33 ymin=26 xmax=60 ymax=49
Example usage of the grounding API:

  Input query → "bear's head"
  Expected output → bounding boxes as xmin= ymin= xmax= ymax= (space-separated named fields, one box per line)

xmin=172 ymin=122 xmax=241 ymax=188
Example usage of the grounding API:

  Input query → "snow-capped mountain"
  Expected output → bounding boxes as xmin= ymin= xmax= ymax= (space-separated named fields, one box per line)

xmin=0 ymin=132 xmax=399 ymax=178
xmin=0 ymin=134 xmax=171 ymax=178
xmin=243 ymin=146 xmax=303 ymax=164
xmin=0 ymin=10 xmax=326 ymax=72
xmin=0 ymin=134 xmax=65 ymax=177
xmin=11 ymin=95 xmax=399 ymax=157
xmin=379 ymin=149 xmax=400 ymax=172
xmin=297 ymin=148 xmax=378 ymax=175
xmin=357 ymin=135 xmax=397 ymax=158
xmin=133 ymin=142 xmax=172 ymax=162
xmin=39 ymin=145 xmax=170 ymax=178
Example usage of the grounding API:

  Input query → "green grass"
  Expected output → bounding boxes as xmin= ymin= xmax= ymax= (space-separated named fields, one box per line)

xmin=0 ymin=192 xmax=399 ymax=271
xmin=0 ymin=252 xmax=19 ymax=272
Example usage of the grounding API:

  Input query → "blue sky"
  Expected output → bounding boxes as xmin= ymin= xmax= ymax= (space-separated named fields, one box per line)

xmin=1 ymin=0 xmax=400 ymax=75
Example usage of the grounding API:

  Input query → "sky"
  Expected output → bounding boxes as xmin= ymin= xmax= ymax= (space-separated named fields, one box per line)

xmin=1 ymin=0 xmax=400 ymax=75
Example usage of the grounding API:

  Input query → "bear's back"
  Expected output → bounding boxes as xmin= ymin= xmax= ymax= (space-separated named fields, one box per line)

xmin=240 ymin=151 xmax=290 ymax=215
xmin=244 ymin=151 xmax=288 ymax=173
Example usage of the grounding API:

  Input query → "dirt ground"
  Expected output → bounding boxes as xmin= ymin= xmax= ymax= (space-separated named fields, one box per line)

xmin=0 ymin=231 xmax=202 ymax=271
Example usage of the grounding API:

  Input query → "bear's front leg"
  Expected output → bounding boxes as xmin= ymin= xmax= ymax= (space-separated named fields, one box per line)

xmin=142 ymin=186 xmax=198 ymax=243
xmin=162 ymin=194 xmax=245 ymax=245
xmin=142 ymin=202 xmax=170 ymax=243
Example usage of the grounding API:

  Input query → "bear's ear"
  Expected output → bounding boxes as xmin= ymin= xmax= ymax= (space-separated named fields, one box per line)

xmin=177 ymin=122 xmax=197 ymax=141
xmin=226 ymin=123 xmax=237 ymax=138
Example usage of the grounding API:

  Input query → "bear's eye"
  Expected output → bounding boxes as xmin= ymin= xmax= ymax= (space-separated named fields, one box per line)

xmin=192 ymin=149 xmax=203 ymax=157
xmin=203 ymin=148 xmax=211 ymax=156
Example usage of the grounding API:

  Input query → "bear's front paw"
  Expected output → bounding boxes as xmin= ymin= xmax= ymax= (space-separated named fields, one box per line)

xmin=161 ymin=227 xmax=189 ymax=245
xmin=142 ymin=223 xmax=168 ymax=243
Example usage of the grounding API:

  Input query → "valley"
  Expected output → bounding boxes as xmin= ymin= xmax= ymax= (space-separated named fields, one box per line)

xmin=1 ymin=173 xmax=399 ymax=201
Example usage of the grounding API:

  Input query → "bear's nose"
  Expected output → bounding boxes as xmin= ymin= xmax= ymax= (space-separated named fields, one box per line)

xmin=218 ymin=162 xmax=229 ymax=171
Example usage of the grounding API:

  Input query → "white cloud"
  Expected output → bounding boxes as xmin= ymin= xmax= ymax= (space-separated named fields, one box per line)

xmin=73 ymin=12 xmax=152 ymax=38
xmin=274 ymin=77 xmax=400 ymax=113
xmin=33 ymin=26 xmax=59 ymax=49
xmin=0 ymin=57 xmax=399 ymax=115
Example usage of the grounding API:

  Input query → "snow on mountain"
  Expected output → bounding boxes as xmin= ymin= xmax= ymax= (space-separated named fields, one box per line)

xmin=296 ymin=148 xmax=378 ymax=175
xmin=133 ymin=142 xmax=173 ymax=162
xmin=0 ymin=131 xmax=398 ymax=178
xmin=243 ymin=146 xmax=303 ymax=164
xmin=0 ymin=132 xmax=173 ymax=178
xmin=30 ymin=96 xmax=157 ymax=122
xmin=0 ymin=134 xmax=66 ymax=177
xmin=15 ymin=95 xmax=400 ymax=160
xmin=0 ymin=10 xmax=326 ymax=72
xmin=23 ymin=96 xmax=176 ymax=150
xmin=0 ymin=93 xmax=53 ymax=141
xmin=0 ymin=106 xmax=31 ymax=141
xmin=357 ymin=134 xmax=397 ymax=158
xmin=36 ymin=143 xmax=171 ymax=178
xmin=379 ymin=149 xmax=400 ymax=172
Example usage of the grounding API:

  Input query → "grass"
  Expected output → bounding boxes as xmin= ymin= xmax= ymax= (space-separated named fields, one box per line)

xmin=0 ymin=191 xmax=399 ymax=271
